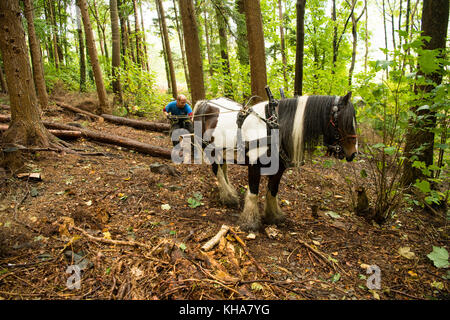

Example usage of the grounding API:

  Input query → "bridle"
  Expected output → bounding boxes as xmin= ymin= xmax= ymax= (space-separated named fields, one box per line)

xmin=326 ymin=96 xmax=358 ymax=159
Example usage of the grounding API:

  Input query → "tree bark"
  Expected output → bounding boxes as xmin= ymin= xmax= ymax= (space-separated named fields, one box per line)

xmin=155 ymin=1 xmax=172 ymax=94
xmin=77 ymin=0 xmax=109 ymax=114
xmin=278 ymin=0 xmax=288 ymax=91
xmin=215 ymin=2 xmax=233 ymax=98
xmin=76 ymin=5 xmax=86 ymax=92
xmin=235 ymin=0 xmax=249 ymax=67
xmin=132 ymin=0 xmax=142 ymax=68
xmin=23 ymin=0 xmax=48 ymax=109
xmin=294 ymin=0 xmax=306 ymax=96
xmin=48 ymin=0 xmax=60 ymax=69
xmin=156 ymin=0 xmax=177 ymax=99
xmin=0 ymin=0 xmax=52 ymax=167
xmin=0 ymin=55 xmax=8 ymax=94
xmin=110 ymin=0 xmax=123 ymax=104
xmin=173 ymin=0 xmax=190 ymax=88
xmin=178 ymin=0 xmax=205 ymax=105
xmin=244 ymin=0 xmax=267 ymax=101
xmin=139 ymin=2 xmax=149 ymax=71
xmin=401 ymin=0 xmax=449 ymax=186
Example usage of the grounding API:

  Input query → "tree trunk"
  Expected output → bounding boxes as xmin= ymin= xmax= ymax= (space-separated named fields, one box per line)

xmin=203 ymin=6 xmax=213 ymax=78
xmin=278 ymin=0 xmax=288 ymax=91
xmin=48 ymin=0 xmax=60 ymax=69
xmin=156 ymin=0 xmax=177 ymax=99
xmin=76 ymin=5 xmax=86 ymax=92
xmin=215 ymin=2 xmax=233 ymax=98
xmin=132 ymin=0 xmax=142 ymax=68
xmin=0 ymin=0 xmax=53 ymax=168
xmin=178 ymin=0 xmax=205 ymax=105
xmin=118 ymin=0 xmax=128 ymax=68
xmin=401 ymin=0 xmax=449 ymax=186
xmin=294 ymin=0 xmax=306 ymax=96
xmin=110 ymin=0 xmax=123 ymax=104
xmin=331 ymin=0 xmax=337 ymax=73
xmin=139 ymin=2 xmax=149 ymax=71
xmin=364 ymin=0 xmax=368 ymax=72
xmin=244 ymin=0 xmax=267 ymax=101
xmin=348 ymin=0 xmax=365 ymax=86
xmin=235 ymin=0 xmax=249 ymax=67
xmin=77 ymin=0 xmax=109 ymax=114
xmin=173 ymin=0 xmax=190 ymax=89
xmin=155 ymin=0 xmax=172 ymax=94
xmin=23 ymin=0 xmax=48 ymax=109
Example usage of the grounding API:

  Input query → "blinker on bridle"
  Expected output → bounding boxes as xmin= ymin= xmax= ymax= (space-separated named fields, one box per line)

xmin=326 ymin=96 xmax=357 ymax=158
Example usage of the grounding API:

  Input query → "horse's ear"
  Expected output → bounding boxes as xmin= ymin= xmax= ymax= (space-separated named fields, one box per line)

xmin=342 ymin=91 xmax=352 ymax=105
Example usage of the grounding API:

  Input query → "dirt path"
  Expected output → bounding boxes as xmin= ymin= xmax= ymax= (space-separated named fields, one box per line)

xmin=0 ymin=105 xmax=448 ymax=300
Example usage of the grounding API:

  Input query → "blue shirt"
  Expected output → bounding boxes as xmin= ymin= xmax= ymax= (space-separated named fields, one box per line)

xmin=164 ymin=101 xmax=193 ymax=116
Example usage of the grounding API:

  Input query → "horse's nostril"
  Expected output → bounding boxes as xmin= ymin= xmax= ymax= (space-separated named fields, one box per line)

xmin=346 ymin=152 xmax=357 ymax=162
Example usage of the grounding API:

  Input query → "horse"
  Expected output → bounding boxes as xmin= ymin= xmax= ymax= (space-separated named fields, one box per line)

xmin=191 ymin=92 xmax=358 ymax=231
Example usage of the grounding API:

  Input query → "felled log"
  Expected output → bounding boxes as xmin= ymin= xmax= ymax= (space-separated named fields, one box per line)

xmin=0 ymin=114 xmax=10 ymax=122
xmin=100 ymin=114 xmax=170 ymax=132
xmin=43 ymin=121 xmax=172 ymax=159
xmin=0 ymin=124 xmax=81 ymax=140
xmin=54 ymin=100 xmax=103 ymax=122
xmin=0 ymin=104 xmax=10 ymax=110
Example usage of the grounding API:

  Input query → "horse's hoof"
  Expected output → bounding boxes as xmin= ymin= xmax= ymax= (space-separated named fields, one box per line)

xmin=263 ymin=212 xmax=286 ymax=226
xmin=238 ymin=219 xmax=262 ymax=232
xmin=220 ymin=193 xmax=239 ymax=208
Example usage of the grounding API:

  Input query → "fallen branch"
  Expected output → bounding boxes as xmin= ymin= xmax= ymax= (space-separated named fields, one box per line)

xmin=101 ymin=113 xmax=170 ymax=132
xmin=0 ymin=114 xmax=10 ymax=122
xmin=229 ymin=228 xmax=268 ymax=275
xmin=201 ymin=224 xmax=230 ymax=251
xmin=297 ymin=239 xmax=348 ymax=276
xmin=54 ymin=100 xmax=104 ymax=122
xmin=72 ymin=226 xmax=154 ymax=250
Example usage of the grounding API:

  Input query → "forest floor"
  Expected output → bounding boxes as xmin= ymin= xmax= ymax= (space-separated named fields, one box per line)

xmin=0 ymin=93 xmax=448 ymax=300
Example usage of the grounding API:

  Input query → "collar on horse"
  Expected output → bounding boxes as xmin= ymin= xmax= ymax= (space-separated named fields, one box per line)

xmin=236 ymin=86 xmax=291 ymax=166
xmin=326 ymin=96 xmax=357 ymax=158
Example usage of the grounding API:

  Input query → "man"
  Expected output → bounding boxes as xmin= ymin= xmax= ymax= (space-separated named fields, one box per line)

xmin=163 ymin=94 xmax=194 ymax=145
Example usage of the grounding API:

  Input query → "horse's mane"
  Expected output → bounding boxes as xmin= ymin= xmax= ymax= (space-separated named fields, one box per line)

xmin=279 ymin=95 xmax=356 ymax=165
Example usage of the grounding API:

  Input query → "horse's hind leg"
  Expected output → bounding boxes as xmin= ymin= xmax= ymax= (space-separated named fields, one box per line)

xmin=238 ymin=165 xmax=262 ymax=231
xmin=213 ymin=163 xmax=239 ymax=207
xmin=264 ymin=165 xmax=286 ymax=225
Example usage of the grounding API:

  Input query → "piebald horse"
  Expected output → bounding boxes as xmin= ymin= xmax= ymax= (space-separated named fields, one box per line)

xmin=192 ymin=92 xmax=358 ymax=231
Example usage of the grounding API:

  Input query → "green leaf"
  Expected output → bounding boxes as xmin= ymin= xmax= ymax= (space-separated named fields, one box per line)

xmin=251 ymin=282 xmax=264 ymax=291
xmin=414 ymin=180 xmax=431 ymax=193
xmin=325 ymin=211 xmax=341 ymax=219
xmin=384 ymin=146 xmax=396 ymax=156
xmin=179 ymin=243 xmax=187 ymax=252
xmin=331 ymin=273 xmax=341 ymax=283
xmin=427 ymin=246 xmax=449 ymax=268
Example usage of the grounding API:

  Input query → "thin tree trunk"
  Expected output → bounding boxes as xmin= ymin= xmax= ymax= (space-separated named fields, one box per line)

xmin=118 ymin=0 xmax=128 ymax=67
xmin=23 ymin=0 xmax=48 ymax=109
xmin=235 ymin=0 xmax=249 ymax=67
xmin=156 ymin=0 xmax=177 ymax=99
xmin=139 ymin=2 xmax=149 ymax=71
xmin=332 ymin=0 xmax=338 ymax=73
xmin=132 ymin=0 xmax=142 ymax=68
xmin=155 ymin=0 xmax=172 ymax=94
xmin=76 ymin=5 xmax=86 ymax=92
xmin=173 ymin=0 xmax=190 ymax=89
xmin=77 ymin=0 xmax=109 ymax=114
xmin=244 ymin=0 xmax=267 ymax=100
xmin=348 ymin=0 xmax=365 ymax=86
xmin=0 ymin=60 xmax=7 ymax=93
xmin=178 ymin=0 xmax=205 ymax=105
xmin=127 ymin=17 xmax=136 ymax=63
xmin=294 ymin=0 xmax=306 ymax=96
xmin=48 ymin=0 xmax=60 ymax=70
xmin=364 ymin=0 xmax=368 ymax=72
xmin=110 ymin=0 xmax=123 ymax=104
xmin=278 ymin=0 xmax=288 ymax=91
xmin=202 ymin=6 xmax=212 ymax=78
xmin=215 ymin=2 xmax=233 ymax=98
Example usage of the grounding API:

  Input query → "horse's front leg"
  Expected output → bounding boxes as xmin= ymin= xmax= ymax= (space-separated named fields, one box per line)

xmin=238 ymin=164 xmax=262 ymax=231
xmin=212 ymin=163 xmax=239 ymax=207
xmin=264 ymin=162 xmax=286 ymax=225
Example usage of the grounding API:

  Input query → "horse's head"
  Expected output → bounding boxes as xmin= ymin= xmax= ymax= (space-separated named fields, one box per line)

xmin=328 ymin=92 xmax=358 ymax=162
